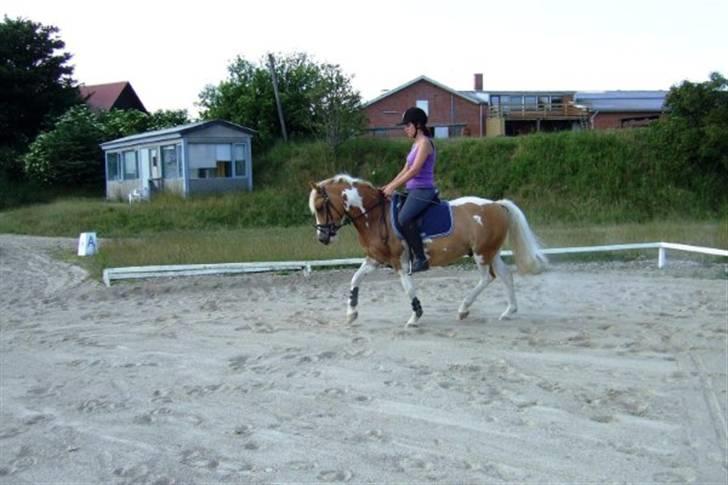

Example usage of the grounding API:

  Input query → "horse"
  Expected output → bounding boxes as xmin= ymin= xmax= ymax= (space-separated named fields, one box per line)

xmin=308 ymin=174 xmax=547 ymax=327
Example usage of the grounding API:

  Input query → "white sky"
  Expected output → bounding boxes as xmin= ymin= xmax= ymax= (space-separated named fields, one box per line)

xmin=4 ymin=0 xmax=727 ymax=116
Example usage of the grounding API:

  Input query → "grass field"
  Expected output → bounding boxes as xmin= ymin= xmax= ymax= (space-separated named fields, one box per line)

xmin=70 ymin=220 xmax=726 ymax=279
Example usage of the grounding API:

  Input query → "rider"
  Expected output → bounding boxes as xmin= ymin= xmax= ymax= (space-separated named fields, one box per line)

xmin=381 ymin=106 xmax=437 ymax=274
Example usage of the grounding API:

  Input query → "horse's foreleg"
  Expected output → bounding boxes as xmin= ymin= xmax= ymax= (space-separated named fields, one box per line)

xmin=347 ymin=258 xmax=377 ymax=324
xmin=458 ymin=257 xmax=495 ymax=320
xmin=492 ymin=255 xmax=517 ymax=320
xmin=398 ymin=270 xmax=422 ymax=327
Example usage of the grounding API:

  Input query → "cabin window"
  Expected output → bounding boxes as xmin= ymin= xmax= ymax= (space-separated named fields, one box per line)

xmin=524 ymin=96 xmax=538 ymax=109
xmin=233 ymin=144 xmax=247 ymax=177
xmin=123 ymin=150 xmax=138 ymax=180
xmin=106 ymin=152 xmax=121 ymax=181
xmin=188 ymin=143 xmax=240 ymax=179
xmin=162 ymin=144 xmax=179 ymax=178
xmin=416 ymin=99 xmax=429 ymax=115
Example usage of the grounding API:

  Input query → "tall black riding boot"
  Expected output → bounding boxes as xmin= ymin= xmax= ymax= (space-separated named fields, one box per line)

xmin=402 ymin=221 xmax=429 ymax=274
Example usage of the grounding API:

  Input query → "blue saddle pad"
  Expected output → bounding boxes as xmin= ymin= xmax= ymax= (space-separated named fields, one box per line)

xmin=390 ymin=193 xmax=454 ymax=240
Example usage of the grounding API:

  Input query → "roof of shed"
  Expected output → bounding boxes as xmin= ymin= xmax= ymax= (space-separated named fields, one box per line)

xmin=100 ymin=120 xmax=257 ymax=149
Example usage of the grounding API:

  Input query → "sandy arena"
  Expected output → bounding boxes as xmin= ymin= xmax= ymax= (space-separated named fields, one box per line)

xmin=0 ymin=234 xmax=726 ymax=484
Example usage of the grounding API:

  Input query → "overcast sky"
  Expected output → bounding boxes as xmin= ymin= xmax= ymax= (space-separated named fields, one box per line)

xmin=4 ymin=0 xmax=727 ymax=116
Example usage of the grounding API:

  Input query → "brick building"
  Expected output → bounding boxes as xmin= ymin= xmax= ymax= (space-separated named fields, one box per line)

xmin=363 ymin=74 xmax=666 ymax=138
xmin=362 ymin=76 xmax=486 ymax=138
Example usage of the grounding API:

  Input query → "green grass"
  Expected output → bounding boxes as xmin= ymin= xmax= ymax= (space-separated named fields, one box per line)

xmin=69 ymin=220 xmax=726 ymax=280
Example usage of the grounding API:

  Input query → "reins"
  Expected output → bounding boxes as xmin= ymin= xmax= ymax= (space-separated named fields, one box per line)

xmin=314 ymin=185 xmax=389 ymax=244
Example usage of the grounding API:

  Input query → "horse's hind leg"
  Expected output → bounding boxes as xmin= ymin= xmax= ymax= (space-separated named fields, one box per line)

xmin=398 ymin=270 xmax=423 ymax=328
xmin=458 ymin=256 xmax=495 ymax=320
xmin=492 ymin=254 xmax=517 ymax=320
xmin=347 ymin=258 xmax=377 ymax=324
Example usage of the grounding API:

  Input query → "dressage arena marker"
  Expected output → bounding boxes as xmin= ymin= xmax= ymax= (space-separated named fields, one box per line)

xmin=102 ymin=242 xmax=727 ymax=287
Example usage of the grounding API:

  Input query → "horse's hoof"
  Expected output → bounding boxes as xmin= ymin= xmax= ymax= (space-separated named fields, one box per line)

xmin=498 ymin=307 xmax=517 ymax=321
xmin=405 ymin=314 xmax=420 ymax=327
xmin=346 ymin=311 xmax=358 ymax=324
xmin=458 ymin=311 xmax=470 ymax=320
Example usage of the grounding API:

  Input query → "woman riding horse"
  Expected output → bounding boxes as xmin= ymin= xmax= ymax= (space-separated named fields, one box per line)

xmin=381 ymin=107 xmax=437 ymax=274
xmin=309 ymin=175 xmax=547 ymax=327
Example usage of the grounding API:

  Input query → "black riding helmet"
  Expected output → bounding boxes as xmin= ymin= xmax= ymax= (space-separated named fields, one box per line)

xmin=397 ymin=107 xmax=428 ymax=127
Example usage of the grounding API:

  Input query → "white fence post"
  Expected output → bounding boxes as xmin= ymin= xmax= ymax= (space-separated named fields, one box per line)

xmin=658 ymin=246 xmax=666 ymax=269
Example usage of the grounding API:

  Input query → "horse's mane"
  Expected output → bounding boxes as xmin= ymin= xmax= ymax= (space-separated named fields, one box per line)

xmin=319 ymin=174 xmax=376 ymax=190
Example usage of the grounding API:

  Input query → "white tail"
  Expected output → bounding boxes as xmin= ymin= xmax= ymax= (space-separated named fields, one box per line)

xmin=496 ymin=199 xmax=548 ymax=274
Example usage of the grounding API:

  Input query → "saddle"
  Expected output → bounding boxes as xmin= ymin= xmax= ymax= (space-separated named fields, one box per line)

xmin=390 ymin=193 xmax=454 ymax=240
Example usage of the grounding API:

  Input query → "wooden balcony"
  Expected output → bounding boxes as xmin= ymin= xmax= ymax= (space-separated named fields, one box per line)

xmin=489 ymin=103 xmax=588 ymax=120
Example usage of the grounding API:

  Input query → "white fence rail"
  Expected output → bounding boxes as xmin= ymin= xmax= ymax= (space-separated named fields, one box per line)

xmin=102 ymin=242 xmax=727 ymax=286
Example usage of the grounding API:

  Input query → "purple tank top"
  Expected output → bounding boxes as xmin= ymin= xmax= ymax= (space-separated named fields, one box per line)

xmin=405 ymin=141 xmax=436 ymax=190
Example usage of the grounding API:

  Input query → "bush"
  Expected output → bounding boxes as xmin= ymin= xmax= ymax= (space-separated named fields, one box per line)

xmin=23 ymin=105 xmax=105 ymax=187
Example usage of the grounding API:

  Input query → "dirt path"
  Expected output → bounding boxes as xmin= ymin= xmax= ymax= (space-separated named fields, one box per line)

xmin=1 ymin=235 xmax=726 ymax=483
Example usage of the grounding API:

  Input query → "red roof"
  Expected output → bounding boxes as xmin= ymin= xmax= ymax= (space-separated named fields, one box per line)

xmin=79 ymin=81 xmax=147 ymax=113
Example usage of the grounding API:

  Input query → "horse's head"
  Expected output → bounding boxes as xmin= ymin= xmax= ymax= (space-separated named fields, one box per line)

xmin=308 ymin=180 xmax=347 ymax=245
xmin=308 ymin=175 xmax=379 ymax=245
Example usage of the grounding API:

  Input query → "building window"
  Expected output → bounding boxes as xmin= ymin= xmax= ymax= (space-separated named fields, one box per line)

xmin=162 ymin=144 xmax=179 ymax=179
xmin=501 ymin=96 xmax=511 ymax=113
xmin=434 ymin=126 xmax=449 ymax=139
xmin=106 ymin=152 xmax=121 ymax=181
xmin=416 ymin=99 xmax=429 ymax=115
xmin=509 ymin=96 xmax=523 ymax=108
xmin=525 ymin=96 xmax=538 ymax=110
xmin=188 ymin=143 xmax=241 ymax=179
xmin=123 ymin=150 xmax=138 ymax=180
xmin=233 ymin=143 xmax=247 ymax=177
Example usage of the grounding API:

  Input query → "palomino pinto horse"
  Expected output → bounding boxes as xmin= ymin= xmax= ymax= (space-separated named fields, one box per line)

xmin=309 ymin=175 xmax=547 ymax=327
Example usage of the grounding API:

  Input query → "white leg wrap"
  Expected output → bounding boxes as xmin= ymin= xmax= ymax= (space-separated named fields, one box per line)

xmin=492 ymin=255 xmax=517 ymax=320
xmin=346 ymin=259 xmax=376 ymax=323
xmin=458 ymin=261 xmax=494 ymax=320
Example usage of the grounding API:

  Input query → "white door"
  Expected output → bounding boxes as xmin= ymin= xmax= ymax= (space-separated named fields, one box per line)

xmin=150 ymin=148 xmax=161 ymax=179
xmin=140 ymin=149 xmax=151 ymax=193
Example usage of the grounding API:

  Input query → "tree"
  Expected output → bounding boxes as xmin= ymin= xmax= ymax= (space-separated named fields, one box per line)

xmin=658 ymin=73 xmax=727 ymax=172
xmin=311 ymin=63 xmax=366 ymax=149
xmin=198 ymin=52 xmax=364 ymax=149
xmin=23 ymin=106 xmax=192 ymax=187
xmin=23 ymin=105 xmax=105 ymax=186
xmin=649 ymin=72 xmax=728 ymax=206
xmin=99 ymin=108 xmax=192 ymax=140
xmin=0 ymin=16 xmax=80 ymax=150
xmin=148 ymin=109 xmax=191 ymax=130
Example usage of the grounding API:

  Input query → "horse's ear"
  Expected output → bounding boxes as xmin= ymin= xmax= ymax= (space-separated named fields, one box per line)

xmin=309 ymin=182 xmax=320 ymax=192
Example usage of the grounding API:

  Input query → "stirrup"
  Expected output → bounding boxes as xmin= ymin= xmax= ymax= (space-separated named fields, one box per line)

xmin=409 ymin=258 xmax=429 ymax=274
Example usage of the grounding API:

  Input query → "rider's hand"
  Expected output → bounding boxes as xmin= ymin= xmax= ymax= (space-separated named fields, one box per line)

xmin=381 ymin=185 xmax=395 ymax=198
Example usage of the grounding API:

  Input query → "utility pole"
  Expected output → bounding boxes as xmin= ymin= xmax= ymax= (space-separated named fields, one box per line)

xmin=268 ymin=54 xmax=288 ymax=142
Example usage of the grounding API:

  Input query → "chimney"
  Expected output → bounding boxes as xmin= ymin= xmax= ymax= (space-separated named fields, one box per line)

xmin=474 ymin=73 xmax=483 ymax=91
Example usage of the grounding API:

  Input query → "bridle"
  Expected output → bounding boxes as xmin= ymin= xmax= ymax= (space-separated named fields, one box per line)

xmin=313 ymin=185 xmax=388 ymax=242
